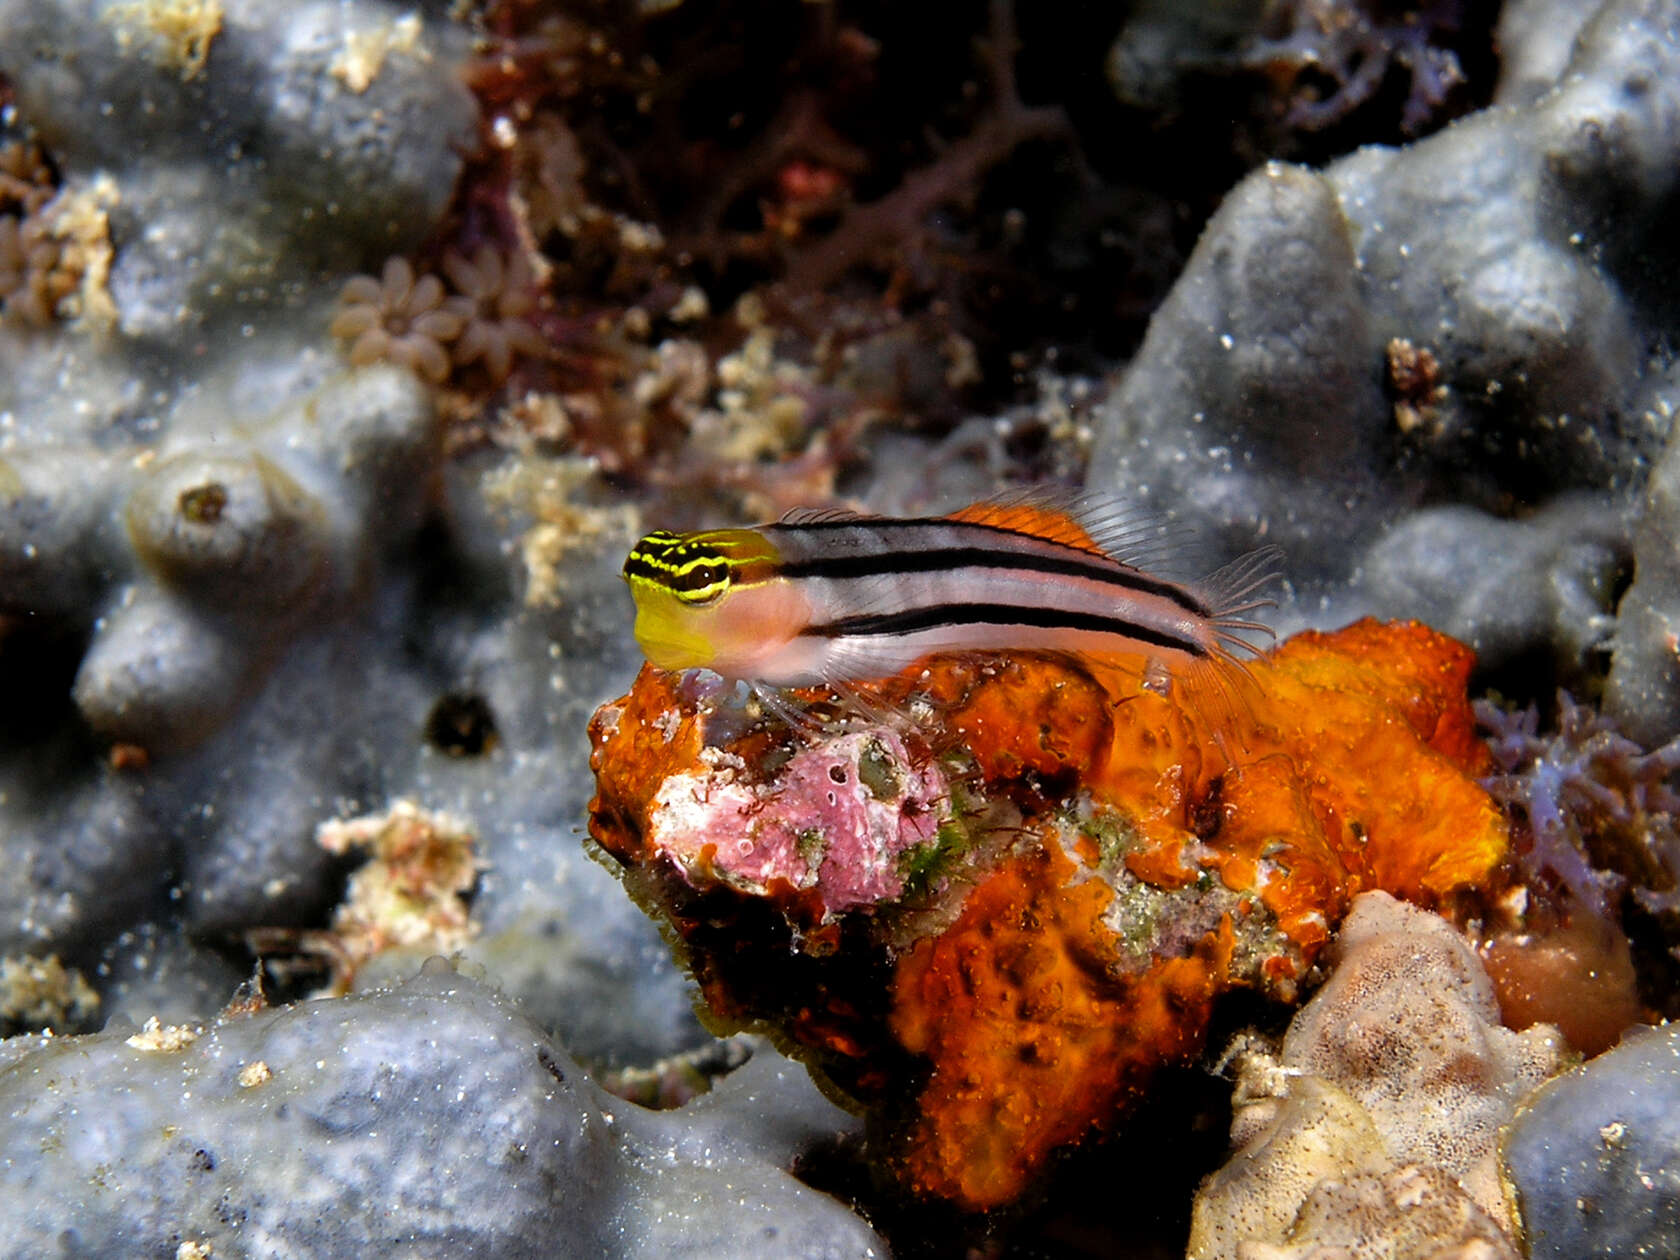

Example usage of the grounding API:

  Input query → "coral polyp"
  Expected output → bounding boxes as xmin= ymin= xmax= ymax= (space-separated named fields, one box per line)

xmin=588 ymin=618 xmax=1509 ymax=1209
xmin=441 ymin=245 xmax=550 ymax=385
xmin=331 ymin=255 xmax=471 ymax=384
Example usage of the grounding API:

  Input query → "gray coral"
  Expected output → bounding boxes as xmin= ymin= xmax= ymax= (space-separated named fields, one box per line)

xmin=1504 ymin=1021 xmax=1680 ymax=1260
xmin=0 ymin=0 xmax=479 ymax=340
xmin=0 ymin=0 xmax=704 ymax=1068
xmin=3 ymin=366 xmax=433 ymax=754
xmin=0 ymin=965 xmax=883 ymax=1259
xmin=1606 ymin=398 xmax=1680 ymax=743
xmin=1087 ymin=0 xmax=1680 ymax=726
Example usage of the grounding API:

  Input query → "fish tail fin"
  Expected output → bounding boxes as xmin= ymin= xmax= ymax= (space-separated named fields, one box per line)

xmin=1174 ymin=544 xmax=1287 ymax=752
xmin=1197 ymin=544 xmax=1286 ymax=642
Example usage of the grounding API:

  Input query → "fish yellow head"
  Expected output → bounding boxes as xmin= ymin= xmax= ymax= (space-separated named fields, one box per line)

xmin=621 ymin=528 xmax=809 ymax=679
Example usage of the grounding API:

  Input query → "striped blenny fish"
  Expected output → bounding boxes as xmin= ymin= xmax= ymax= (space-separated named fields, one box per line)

xmin=620 ymin=496 xmax=1281 ymax=708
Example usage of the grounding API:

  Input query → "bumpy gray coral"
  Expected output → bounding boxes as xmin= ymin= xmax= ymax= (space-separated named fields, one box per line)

xmin=0 ymin=965 xmax=883 ymax=1259
xmin=0 ymin=0 xmax=476 ymax=339
xmin=1503 ymin=1020 xmax=1680 ymax=1260
xmin=0 ymin=0 xmax=703 ymax=1065
xmin=1358 ymin=497 xmax=1632 ymax=685
xmin=1088 ymin=0 xmax=1680 ymax=723
xmin=3 ymin=367 xmax=434 ymax=755
xmin=1606 ymin=406 xmax=1680 ymax=744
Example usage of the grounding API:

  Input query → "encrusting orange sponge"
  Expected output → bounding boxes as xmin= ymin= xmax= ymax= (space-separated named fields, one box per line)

xmin=586 ymin=619 xmax=1508 ymax=1210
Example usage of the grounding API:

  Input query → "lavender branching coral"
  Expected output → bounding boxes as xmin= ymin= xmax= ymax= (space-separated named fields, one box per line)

xmin=1245 ymin=0 xmax=1485 ymax=134
xmin=1477 ymin=693 xmax=1680 ymax=928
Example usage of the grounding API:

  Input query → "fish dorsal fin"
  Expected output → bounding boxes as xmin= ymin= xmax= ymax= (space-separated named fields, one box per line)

xmin=780 ymin=489 xmax=1198 ymax=573
xmin=778 ymin=504 xmax=877 ymax=526
xmin=946 ymin=497 xmax=1105 ymax=555
xmin=946 ymin=487 xmax=1194 ymax=573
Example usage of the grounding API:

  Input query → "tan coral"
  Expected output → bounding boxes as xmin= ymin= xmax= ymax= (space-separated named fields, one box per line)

xmin=1241 ymin=1165 xmax=1520 ymax=1260
xmin=330 ymin=11 xmax=426 ymax=94
xmin=480 ymin=453 xmax=638 ymax=609
xmin=0 ymin=142 xmax=57 ymax=218
xmin=685 ymin=325 xmax=810 ymax=463
xmin=252 ymin=800 xmax=485 ymax=998
xmin=42 ymin=175 xmax=121 ymax=331
xmin=124 ymin=1015 xmax=203 ymax=1052
xmin=0 ymin=954 xmax=100 ymax=1032
xmin=330 ymin=256 xmax=470 ymax=384
xmin=103 ymin=0 xmax=224 ymax=82
xmin=316 ymin=798 xmax=482 ymax=970
xmin=1190 ymin=892 xmax=1564 ymax=1259
xmin=0 ymin=213 xmax=76 ymax=327
xmin=1196 ymin=1076 xmax=1394 ymax=1253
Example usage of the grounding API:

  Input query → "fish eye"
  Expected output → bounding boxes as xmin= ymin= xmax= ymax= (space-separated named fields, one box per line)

xmin=677 ymin=562 xmax=730 ymax=605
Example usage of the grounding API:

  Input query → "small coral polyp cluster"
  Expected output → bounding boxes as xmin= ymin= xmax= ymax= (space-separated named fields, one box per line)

xmin=588 ymin=619 xmax=1508 ymax=1208
xmin=331 ymin=249 xmax=549 ymax=386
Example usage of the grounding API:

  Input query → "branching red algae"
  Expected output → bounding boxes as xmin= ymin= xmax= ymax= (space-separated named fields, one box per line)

xmin=586 ymin=618 xmax=1508 ymax=1210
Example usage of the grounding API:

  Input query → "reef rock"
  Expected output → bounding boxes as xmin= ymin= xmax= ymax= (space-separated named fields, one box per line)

xmin=589 ymin=620 xmax=1512 ymax=1209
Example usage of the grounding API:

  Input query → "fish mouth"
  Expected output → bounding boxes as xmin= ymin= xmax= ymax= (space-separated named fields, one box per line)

xmin=632 ymin=610 xmax=714 ymax=672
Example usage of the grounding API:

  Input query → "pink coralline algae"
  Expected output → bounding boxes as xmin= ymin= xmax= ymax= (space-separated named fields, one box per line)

xmin=645 ymin=726 xmax=950 ymax=919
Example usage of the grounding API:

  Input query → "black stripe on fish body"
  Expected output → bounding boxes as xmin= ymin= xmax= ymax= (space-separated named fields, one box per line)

xmin=775 ymin=545 xmax=1213 ymax=617
xmin=800 ymin=601 xmax=1208 ymax=658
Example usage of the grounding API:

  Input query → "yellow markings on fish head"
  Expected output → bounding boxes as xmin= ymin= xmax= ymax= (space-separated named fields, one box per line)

xmin=622 ymin=528 xmax=802 ymax=676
